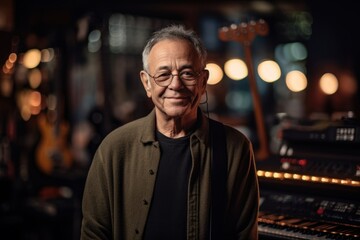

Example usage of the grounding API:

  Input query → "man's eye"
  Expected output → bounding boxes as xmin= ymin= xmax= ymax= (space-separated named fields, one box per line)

xmin=155 ymin=73 xmax=171 ymax=81
xmin=181 ymin=71 xmax=196 ymax=78
xmin=156 ymin=73 xmax=171 ymax=79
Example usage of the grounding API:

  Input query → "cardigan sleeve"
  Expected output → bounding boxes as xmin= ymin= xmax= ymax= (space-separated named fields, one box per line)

xmin=236 ymin=145 xmax=259 ymax=240
xmin=225 ymin=126 xmax=259 ymax=240
xmin=80 ymin=148 xmax=113 ymax=240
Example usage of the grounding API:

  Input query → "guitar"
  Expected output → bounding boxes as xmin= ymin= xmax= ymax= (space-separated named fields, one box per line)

xmin=36 ymin=112 xmax=73 ymax=175
xmin=218 ymin=19 xmax=270 ymax=161
xmin=35 ymin=49 xmax=73 ymax=175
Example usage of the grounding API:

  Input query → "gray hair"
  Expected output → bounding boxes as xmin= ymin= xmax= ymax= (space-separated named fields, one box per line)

xmin=142 ymin=24 xmax=207 ymax=71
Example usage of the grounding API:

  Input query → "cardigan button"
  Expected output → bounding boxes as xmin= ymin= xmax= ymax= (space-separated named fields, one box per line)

xmin=149 ymin=169 xmax=154 ymax=175
xmin=143 ymin=199 xmax=148 ymax=205
xmin=135 ymin=229 xmax=139 ymax=234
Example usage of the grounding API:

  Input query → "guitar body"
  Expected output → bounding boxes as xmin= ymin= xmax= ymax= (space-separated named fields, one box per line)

xmin=36 ymin=113 xmax=73 ymax=175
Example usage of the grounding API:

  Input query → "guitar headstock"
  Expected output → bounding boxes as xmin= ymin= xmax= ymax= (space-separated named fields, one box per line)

xmin=218 ymin=19 xmax=269 ymax=45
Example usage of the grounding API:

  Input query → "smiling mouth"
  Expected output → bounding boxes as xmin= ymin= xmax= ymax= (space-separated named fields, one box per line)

xmin=169 ymin=96 xmax=187 ymax=99
xmin=165 ymin=96 xmax=191 ymax=103
xmin=167 ymin=96 xmax=190 ymax=100
xmin=165 ymin=95 xmax=189 ymax=99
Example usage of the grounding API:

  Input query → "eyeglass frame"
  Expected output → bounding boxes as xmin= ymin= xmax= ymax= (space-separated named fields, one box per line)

xmin=143 ymin=69 xmax=205 ymax=87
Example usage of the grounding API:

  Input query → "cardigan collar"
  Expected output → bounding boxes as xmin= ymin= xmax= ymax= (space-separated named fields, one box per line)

xmin=140 ymin=108 xmax=210 ymax=146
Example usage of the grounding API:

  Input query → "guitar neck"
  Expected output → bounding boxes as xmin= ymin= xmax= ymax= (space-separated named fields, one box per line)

xmin=219 ymin=20 xmax=270 ymax=160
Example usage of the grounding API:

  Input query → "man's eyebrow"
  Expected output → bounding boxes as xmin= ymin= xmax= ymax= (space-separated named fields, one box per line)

xmin=180 ymin=64 xmax=194 ymax=70
xmin=156 ymin=66 xmax=171 ymax=71
xmin=155 ymin=65 xmax=194 ymax=72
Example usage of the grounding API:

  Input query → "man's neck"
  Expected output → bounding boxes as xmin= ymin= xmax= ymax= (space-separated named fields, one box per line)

xmin=156 ymin=112 xmax=198 ymax=138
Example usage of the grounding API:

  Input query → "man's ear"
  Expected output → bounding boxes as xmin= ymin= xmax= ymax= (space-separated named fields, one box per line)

xmin=201 ymin=69 xmax=209 ymax=91
xmin=140 ymin=71 xmax=152 ymax=97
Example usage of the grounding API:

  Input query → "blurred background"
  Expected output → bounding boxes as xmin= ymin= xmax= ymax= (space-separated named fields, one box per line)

xmin=1 ymin=0 xmax=359 ymax=239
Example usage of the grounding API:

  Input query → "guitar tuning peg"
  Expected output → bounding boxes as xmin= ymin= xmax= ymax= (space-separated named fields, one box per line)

xmin=218 ymin=26 xmax=230 ymax=41
xmin=256 ymin=19 xmax=269 ymax=36
xmin=238 ymin=22 xmax=249 ymax=35
xmin=230 ymin=24 xmax=238 ymax=30
xmin=219 ymin=19 xmax=269 ymax=43
xmin=239 ymin=22 xmax=247 ymax=28
xmin=249 ymin=20 xmax=257 ymax=25
xmin=220 ymin=26 xmax=229 ymax=31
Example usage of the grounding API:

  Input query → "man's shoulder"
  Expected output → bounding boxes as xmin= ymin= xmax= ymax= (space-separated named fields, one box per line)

xmin=216 ymin=121 xmax=251 ymax=146
xmin=208 ymin=118 xmax=248 ymax=139
xmin=103 ymin=114 xmax=152 ymax=143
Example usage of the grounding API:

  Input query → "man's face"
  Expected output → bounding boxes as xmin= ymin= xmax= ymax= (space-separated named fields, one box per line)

xmin=140 ymin=39 xmax=208 ymax=120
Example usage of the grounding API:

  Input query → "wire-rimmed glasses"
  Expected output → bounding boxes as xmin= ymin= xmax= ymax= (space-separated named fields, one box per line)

xmin=144 ymin=69 xmax=202 ymax=87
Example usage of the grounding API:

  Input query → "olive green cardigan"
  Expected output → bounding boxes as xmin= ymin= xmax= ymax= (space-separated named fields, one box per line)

xmin=81 ymin=109 xmax=259 ymax=240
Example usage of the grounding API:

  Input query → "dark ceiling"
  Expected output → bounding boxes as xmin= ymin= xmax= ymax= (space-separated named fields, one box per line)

xmin=7 ymin=0 xmax=360 ymax=75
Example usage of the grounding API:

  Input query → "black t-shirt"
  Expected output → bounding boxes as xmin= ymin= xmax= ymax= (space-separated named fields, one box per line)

xmin=143 ymin=130 xmax=192 ymax=240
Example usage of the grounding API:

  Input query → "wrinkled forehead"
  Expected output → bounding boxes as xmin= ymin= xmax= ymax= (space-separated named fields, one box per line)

xmin=148 ymin=39 xmax=201 ymax=70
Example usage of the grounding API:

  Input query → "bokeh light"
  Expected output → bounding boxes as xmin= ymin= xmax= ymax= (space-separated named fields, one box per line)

xmin=257 ymin=60 xmax=281 ymax=83
xmin=23 ymin=49 xmax=42 ymax=69
xmin=224 ymin=58 xmax=248 ymax=80
xmin=206 ymin=63 xmax=223 ymax=85
xmin=285 ymin=70 xmax=307 ymax=92
xmin=319 ymin=73 xmax=338 ymax=95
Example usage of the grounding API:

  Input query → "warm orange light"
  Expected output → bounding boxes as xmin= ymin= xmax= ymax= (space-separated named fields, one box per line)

xmin=206 ymin=63 xmax=223 ymax=85
xmin=28 ymin=68 xmax=42 ymax=89
xmin=319 ymin=73 xmax=338 ymax=95
xmin=257 ymin=170 xmax=360 ymax=187
xmin=257 ymin=60 xmax=281 ymax=83
xmin=29 ymin=91 xmax=42 ymax=107
xmin=285 ymin=70 xmax=307 ymax=92
xmin=9 ymin=53 xmax=17 ymax=63
xmin=224 ymin=58 xmax=248 ymax=80
xmin=23 ymin=49 xmax=41 ymax=69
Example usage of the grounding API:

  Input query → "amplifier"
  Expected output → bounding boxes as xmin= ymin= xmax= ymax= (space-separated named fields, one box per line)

xmin=281 ymin=117 xmax=360 ymax=143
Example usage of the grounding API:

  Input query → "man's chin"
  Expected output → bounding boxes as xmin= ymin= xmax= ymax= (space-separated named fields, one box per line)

xmin=162 ymin=106 xmax=192 ymax=118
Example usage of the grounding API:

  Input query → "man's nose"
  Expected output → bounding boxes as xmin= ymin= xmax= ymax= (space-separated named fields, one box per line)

xmin=168 ymin=74 xmax=184 ymax=89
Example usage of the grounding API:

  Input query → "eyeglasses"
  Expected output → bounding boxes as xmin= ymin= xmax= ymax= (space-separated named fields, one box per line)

xmin=144 ymin=70 xmax=202 ymax=87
